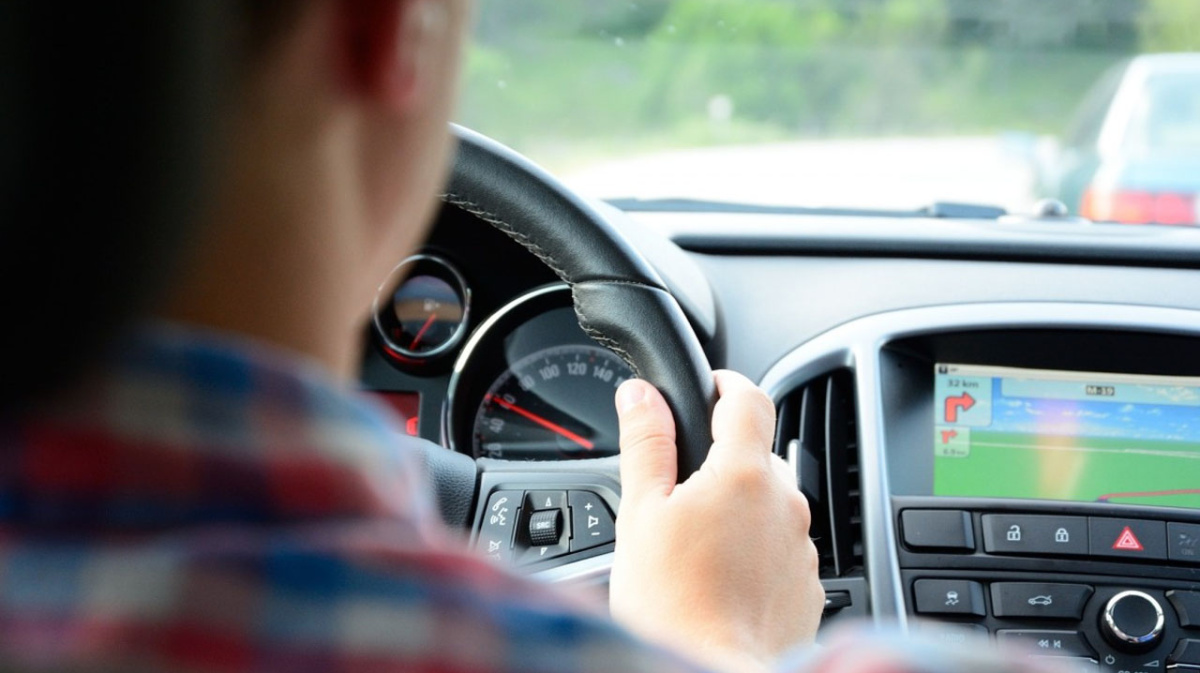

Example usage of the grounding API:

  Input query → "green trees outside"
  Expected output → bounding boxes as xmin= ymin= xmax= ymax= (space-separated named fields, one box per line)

xmin=458 ymin=0 xmax=1199 ymax=163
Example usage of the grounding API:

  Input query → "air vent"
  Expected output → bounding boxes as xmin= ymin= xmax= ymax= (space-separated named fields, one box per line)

xmin=773 ymin=369 xmax=862 ymax=578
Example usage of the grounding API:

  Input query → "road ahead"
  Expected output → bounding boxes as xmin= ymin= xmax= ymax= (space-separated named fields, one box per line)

xmin=561 ymin=135 xmax=1041 ymax=214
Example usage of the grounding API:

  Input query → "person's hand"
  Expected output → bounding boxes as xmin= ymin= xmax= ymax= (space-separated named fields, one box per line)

xmin=609 ymin=370 xmax=824 ymax=673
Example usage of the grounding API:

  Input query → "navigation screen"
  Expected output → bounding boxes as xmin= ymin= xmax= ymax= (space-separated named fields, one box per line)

xmin=934 ymin=363 xmax=1200 ymax=509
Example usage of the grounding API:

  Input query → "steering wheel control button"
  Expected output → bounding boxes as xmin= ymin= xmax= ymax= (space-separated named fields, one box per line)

xmin=1090 ymin=519 xmax=1167 ymax=561
xmin=991 ymin=582 xmax=1094 ymax=620
xmin=1168 ymin=523 xmax=1200 ymax=563
xmin=528 ymin=491 xmax=567 ymax=511
xmin=982 ymin=514 xmax=1089 ymax=556
xmin=1168 ymin=591 xmax=1200 ymax=629
xmin=518 ymin=536 xmax=570 ymax=566
xmin=1101 ymin=590 xmax=1165 ymax=652
xmin=913 ymin=579 xmax=985 ymax=617
xmin=901 ymin=509 xmax=974 ymax=551
xmin=996 ymin=630 xmax=1094 ymax=658
xmin=477 ymin=490 xmax=521 ymax=563
xmin=568 ymin=491 xmax=615 ymax=552
xmin=528 ymin=510 xmax=562 ymax=547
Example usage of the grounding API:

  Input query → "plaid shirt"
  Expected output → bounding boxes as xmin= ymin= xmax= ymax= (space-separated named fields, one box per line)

xmin=0 ymin=324 xmax=1051 ymax=673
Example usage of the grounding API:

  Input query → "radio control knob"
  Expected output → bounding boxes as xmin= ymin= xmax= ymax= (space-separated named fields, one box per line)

xmin=1101 ymin=590 xmax=1164 ymax=652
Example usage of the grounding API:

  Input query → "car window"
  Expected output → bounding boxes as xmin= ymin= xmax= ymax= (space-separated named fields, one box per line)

xmin=1125 ymin=72 xmax=1200 ymax=153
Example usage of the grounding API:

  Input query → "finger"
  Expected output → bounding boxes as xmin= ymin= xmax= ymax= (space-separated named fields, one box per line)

xmin=709 ymin=370 xmax=776 ymax=457
xmin=616 ymin=379 xmax=678 ymax=504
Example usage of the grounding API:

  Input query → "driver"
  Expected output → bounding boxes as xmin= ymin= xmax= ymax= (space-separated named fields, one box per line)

xmin=1 ymin=2 xmax=1042 ymax=673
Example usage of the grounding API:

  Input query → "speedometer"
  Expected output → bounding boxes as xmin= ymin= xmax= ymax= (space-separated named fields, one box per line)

xmin=472 ymin=344 xmax=634 ymax=460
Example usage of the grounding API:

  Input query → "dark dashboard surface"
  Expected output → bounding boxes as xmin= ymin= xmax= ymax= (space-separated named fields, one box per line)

xmin=361 ymin=195 xmax=1200 ymax=657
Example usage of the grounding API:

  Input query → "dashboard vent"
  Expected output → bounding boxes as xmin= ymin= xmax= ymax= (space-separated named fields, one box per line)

xmin=773 ymin=369 xmax=862 ymax=578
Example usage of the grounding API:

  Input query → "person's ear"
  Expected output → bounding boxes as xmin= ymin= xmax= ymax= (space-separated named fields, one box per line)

xmin=337 ymin=0 xmax=450 ymax=110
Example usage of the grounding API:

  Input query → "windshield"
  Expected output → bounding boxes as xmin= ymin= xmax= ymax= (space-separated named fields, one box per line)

xmin=458 ymin=1 xmax=1200 ymax=224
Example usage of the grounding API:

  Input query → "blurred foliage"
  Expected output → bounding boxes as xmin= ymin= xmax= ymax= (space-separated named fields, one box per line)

xmin=1139 ymin=0 xmax=1200 ymax=51
xmin=458 ymin=0 xmax=1198 ymax=167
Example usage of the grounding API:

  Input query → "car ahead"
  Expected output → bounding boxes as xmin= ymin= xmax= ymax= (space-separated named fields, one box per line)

xmin=1039 ymin=53 xmax=1200 ymax=225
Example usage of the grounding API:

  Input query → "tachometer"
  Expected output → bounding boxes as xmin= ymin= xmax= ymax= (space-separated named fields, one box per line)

xmin=473 ymin=344 xmax=634 ymax=460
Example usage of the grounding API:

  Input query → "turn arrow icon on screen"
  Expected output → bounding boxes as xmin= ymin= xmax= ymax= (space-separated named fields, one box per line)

xmin=944 ymin=392 xmax=976 ymax=423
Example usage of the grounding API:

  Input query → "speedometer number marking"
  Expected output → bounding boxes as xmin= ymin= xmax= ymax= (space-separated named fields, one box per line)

xmin=472 ymin=344 xmax=634 ymax=460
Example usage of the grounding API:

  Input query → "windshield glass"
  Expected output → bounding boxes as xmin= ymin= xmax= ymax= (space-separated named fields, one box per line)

xmin=458 ymin=1 xmax=1200 ymax=224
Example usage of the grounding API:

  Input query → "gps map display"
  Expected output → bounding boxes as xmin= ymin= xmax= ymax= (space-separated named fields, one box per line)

xmin=934 ymin=363 xmax=1200 ymax=509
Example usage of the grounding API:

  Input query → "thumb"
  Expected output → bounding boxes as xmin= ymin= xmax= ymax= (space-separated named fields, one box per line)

xmin=616 ymin=379 xmax=678 ymax=505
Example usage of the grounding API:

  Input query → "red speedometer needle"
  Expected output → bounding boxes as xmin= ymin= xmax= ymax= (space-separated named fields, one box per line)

xmin=409 ymin=313 xmax=436 ymax=350
xmin=487 ymin=395 xmax=595 ymax=450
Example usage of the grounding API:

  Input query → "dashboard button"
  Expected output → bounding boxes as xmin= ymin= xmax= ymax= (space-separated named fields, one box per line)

xmin=991 ymin=582 xmax=1093 ymax=620
xmin=982 ymin=514 xmax=1089 ymax=556
xmin=1169 ymin=523 xmax=1200 ymax=564
xmin=1169 ymin=591 xmax=1200 ymax=629
xmin=996 ymin=630 xmax=1093 ymax=658
xmin=913 ymin=579 xmax=985 ymax=617
xmin=1031 ymin=656 xmax=1098 ymax=673
xmin=1170 ymin=639 xmax=1200 ymax=666
xmin=916 ymin=621 xmax=989 ymax=647
xmin=1089 ymin=518 xmax=1167 ymax=561
xmin=568 ymin=491 xmax=615 ymax=552
xmin=901 ymin=509 xmax=975 ymax=551
xmin=477 ymin=490 xmax=522 ymax=563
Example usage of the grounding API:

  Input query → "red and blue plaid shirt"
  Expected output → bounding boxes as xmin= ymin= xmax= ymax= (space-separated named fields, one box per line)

xmin=0 ymin=324 xmax=1049 ymax=673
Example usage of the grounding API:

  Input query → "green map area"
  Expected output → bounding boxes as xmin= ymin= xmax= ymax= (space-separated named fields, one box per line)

xmin=934 ymin=430 xmax=1200 ymax=508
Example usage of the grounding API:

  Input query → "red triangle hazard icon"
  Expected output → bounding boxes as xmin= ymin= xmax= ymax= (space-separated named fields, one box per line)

xmin=1112 ymin=526 xmax=1145 ymax=551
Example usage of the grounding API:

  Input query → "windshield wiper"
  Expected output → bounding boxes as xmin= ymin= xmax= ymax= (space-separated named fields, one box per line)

xmin=607 ymin=197 xmax=1008 ymax=220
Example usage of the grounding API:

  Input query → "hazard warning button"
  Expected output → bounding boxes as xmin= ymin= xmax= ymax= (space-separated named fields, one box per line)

xmin=1089 ymin=518 xmax=1167 ymax=560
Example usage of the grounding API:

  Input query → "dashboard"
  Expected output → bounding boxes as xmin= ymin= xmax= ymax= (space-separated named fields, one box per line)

xmin=359 ymin=189 xmax=1200 ymax=667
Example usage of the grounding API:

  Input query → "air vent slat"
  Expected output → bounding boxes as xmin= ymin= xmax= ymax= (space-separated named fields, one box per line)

xmin=774 ymin=368 xmax=862 ymax=578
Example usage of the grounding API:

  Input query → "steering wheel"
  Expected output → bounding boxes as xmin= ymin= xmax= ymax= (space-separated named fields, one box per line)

xmin=416 ymin=126 xmax=717 ymax=575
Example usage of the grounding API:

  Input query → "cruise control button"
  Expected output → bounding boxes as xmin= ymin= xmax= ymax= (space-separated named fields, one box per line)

xmin=568 ymin=491 xmax=615 ymax=552
xmin=1089 ymin=518 xmax=1167 ymax=560
xmin=1169 ymin=523 xmax=1200 ymax=564
xmin=982 ymin=514 xmax=1088 ymax=556
xmin=477 ymin=490 xmax=521 ymax=563
xmin=901 ymin=509 xmax=975 ymax=551
xmin=996 ymin=630 xmax=1093 ymax=658
xmin=992 ymin=583 xmax=1093 ymax=620
xmin=913 ymin=579 xmax=985 ymax=616
xmin=1168 ymin=591 xmax=1200 ymax=629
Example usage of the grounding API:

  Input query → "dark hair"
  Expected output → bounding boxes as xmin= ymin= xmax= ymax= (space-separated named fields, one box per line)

xmin=0 ymin=2 xmax=301 ymax=415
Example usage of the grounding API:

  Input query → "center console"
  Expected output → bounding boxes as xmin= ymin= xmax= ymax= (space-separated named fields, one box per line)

xmin=883 ymin=329 xmax=1200 ymax=673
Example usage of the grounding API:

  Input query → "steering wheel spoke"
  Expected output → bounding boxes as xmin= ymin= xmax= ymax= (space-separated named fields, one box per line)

xmin=471 ymin=456 xmax=620 ymax=583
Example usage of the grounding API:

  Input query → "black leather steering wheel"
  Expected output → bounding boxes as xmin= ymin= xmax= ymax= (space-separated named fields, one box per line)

xmin=445 ymin=125 xmax=717 ymax=481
